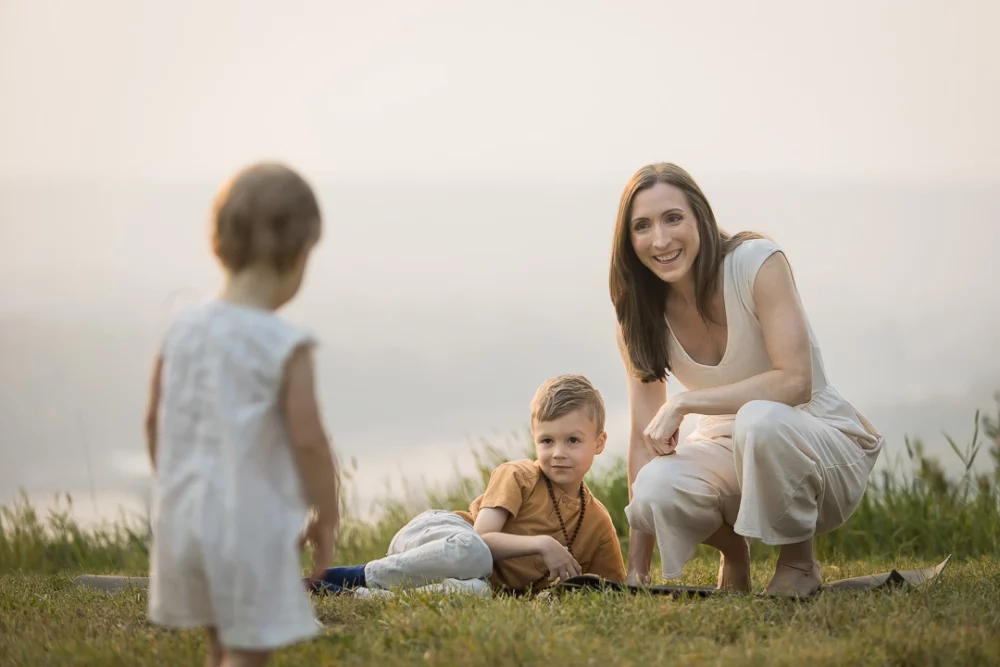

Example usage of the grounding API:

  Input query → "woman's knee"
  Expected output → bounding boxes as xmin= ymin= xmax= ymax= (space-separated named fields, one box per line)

xmin=734 ymin=400 xmax=791 ymax=447
xmin=629 ymin=459 xmax=679 ymax=510
xmin=627 ymin=459 xmax=720 ymax=528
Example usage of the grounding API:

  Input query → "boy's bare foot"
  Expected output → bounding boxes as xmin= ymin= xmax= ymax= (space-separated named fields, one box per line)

xmin=716 ymin=539 xmax=751 ymax=592
xmin=763 ymin=559 xmax=822 ymax=598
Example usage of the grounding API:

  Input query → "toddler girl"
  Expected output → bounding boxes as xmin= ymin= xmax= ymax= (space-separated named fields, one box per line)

xmin=144 ymin=162 xmax=341 ymax=667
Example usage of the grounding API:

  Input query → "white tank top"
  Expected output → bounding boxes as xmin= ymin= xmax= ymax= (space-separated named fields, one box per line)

xmin=667 ymin=238 xmax=882 ymax=450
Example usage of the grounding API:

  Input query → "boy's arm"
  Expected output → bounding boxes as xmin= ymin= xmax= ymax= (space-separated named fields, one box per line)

xmin=144 ymin=354 xmax=164 ymax=471
xmin=469 ymin=463 xmax=580 ymax=580
xmin=473 ymin=507 xmax=556 ymax=561
xmin=283 ymin=345 xmax=341 ymax=532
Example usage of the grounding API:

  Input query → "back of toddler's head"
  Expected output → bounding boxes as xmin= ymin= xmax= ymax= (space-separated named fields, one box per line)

xmin=211 ymin=162 xmax=321 ymax=273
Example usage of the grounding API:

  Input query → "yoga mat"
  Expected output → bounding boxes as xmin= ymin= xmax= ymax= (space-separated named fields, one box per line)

xmin=73 ymin=575 xmax=148 ymax=592
xmin=73 ymin=555 xmax=952 ymax=597
xmin=552 ymin=555 xmax=952 ymax=598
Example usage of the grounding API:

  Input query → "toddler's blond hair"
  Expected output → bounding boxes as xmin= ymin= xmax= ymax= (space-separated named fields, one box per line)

xmin=211 ymin=162 xmax=321 ymax=273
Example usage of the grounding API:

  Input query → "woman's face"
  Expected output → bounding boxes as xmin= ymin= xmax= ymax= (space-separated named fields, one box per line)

xmin=628 ymin=182 xmax=701 ymax=285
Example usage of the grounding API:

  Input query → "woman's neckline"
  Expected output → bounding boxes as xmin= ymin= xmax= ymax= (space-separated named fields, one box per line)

xmin=665 ymin=253 xmax=734 ymax=369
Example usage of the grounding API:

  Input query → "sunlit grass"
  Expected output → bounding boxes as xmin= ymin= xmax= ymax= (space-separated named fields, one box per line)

xmin=1 ymin=394 xmax=998 ymax=665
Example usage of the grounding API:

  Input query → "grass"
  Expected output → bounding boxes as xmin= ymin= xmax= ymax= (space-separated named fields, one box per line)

xmin=3 ymin=557 xmax=999 ymax=666
xmin=1 ymin=393 xmax=999 ymax=665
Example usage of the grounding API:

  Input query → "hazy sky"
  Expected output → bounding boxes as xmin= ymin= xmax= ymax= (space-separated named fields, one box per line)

xmin=2 ymin=1 xmax=999 ymax=523
xmin=2 ymin=0 xmax=997 ymax=183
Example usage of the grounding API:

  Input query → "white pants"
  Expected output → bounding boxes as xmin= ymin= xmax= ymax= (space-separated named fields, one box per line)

xmin=363 ymin=510 xmax=493 ymax=592
xmin=625 ymin=400 xmax=881 ymax=579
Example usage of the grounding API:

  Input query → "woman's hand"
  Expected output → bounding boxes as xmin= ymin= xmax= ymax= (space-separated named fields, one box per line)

xmin=643 ymin=400 xmax=683 ymax=456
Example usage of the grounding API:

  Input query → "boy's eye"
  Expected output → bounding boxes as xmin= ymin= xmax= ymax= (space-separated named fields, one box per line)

xmin=568 ymin=437 xmax=580 ymax=444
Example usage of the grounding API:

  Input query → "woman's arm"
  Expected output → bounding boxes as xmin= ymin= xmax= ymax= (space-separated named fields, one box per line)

xmin=618 ymin=324 xmax=666 ymax=583
xmin=645 ymin=251 xmax=814 ymax=455
xmin=672 ymin=252 xmax=813 ymax=418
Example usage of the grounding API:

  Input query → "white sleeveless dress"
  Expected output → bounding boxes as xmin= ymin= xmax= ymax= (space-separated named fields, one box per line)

xmin=624 ymin=238 xmax=883 ymax=579
xmin=148 ymin=300 xmax=319 ymax=650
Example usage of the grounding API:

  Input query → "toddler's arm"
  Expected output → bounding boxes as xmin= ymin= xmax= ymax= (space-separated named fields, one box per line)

xmin=283 ymin=345 xmax=341 ymax=565
xmin=144 ymin=354 xmax=164 ymax=470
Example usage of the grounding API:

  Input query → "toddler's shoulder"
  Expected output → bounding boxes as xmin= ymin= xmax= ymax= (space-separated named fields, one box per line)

xmin=163 ymin=301 xmax=316 ymax=377
xmin=241 ymin=310 xmax=316 ymax=379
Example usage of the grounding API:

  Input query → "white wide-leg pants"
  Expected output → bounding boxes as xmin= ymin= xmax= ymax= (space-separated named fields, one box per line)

xmin=625 ymin=400 xmax=881 ymax=579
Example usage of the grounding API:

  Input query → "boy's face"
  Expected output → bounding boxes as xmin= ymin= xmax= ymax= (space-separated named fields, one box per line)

xmin=532 ymin=409 xmax=607 ymax=493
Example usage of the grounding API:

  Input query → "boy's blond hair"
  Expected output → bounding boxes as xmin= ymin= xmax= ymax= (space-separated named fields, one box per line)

xmin=211 ymin=162 xmax=322 ymax=273
xmin=530 ymin=374 xmax=606 ymax=433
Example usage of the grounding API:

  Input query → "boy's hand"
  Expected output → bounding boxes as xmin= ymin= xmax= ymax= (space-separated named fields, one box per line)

xmin=299 ymin=511 xmax=339 ymax=581
xmin=539 ymin=536 xmax=581 ymax=582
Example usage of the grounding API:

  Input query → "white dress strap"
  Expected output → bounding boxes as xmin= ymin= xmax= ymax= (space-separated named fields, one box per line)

xmin=729 ymin=237 xmax=783 ymax=318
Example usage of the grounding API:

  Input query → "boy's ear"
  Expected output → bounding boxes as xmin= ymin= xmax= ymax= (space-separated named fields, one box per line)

xmin=595 ymin=431 xmax=607 ymax=455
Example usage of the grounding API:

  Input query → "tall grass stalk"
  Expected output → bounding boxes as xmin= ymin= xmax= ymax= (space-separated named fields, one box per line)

xmin=3 ymin=394 xmax=998 ymax=575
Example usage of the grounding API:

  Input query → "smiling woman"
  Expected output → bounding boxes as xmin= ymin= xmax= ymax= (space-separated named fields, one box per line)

xmin=609 ymin=163 xmax=885 ymax=598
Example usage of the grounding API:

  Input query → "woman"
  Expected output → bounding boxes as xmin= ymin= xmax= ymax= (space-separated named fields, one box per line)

xmin=609 ymin=163 xmax=882 ymax=597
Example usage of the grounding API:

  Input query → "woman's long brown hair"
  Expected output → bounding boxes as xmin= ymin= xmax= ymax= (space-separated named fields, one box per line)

xmin=609 ymin=163 xmax=762 ymax=383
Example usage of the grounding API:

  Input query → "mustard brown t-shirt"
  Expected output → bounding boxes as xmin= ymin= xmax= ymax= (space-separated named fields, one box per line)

xmin=454 ymin=459 xmax=627 ymax=594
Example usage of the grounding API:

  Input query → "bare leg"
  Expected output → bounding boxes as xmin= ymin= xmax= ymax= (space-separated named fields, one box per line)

xmin=625 ymin=442 xmax=744 ymax=587
xmin=205 ymin=628 xmax=224 ymax=667
xmin=222 ymin=649 xmax=273 ymax=667
xmin=625 ymin=439 xmax=657 ymax=588
xmin=763 ymin=538 xmax=822 ymax=598
xmin=703 ymin=522 xmax=751 ymax=592
xmin=625 ymin=528 xmax=655 ymax=586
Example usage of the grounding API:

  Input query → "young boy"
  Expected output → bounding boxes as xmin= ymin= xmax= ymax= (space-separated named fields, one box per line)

xmin=310 ymin=374 xmax=627 ymax=597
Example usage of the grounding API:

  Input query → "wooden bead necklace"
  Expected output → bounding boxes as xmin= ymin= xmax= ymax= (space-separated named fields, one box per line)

xmin=526 ymin=475 xmax=586 ymax=592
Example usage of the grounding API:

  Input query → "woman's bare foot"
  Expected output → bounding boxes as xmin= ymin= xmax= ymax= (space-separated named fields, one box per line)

xmin=625 ymin=570 xmax=651 ymax=587
xmin=764 ymin=539 xmax=822 ymax=598
xmin=704 ymin=522 xmax=751 ymax=593
xmin=763 ymin=559 xmax=822 ymax=598
xmin=716 ymin=540 xmax=752 ymax=592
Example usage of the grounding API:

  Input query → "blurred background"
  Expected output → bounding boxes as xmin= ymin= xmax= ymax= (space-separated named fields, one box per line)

xmin=2 ymin=0 xmax=998 ymax=524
